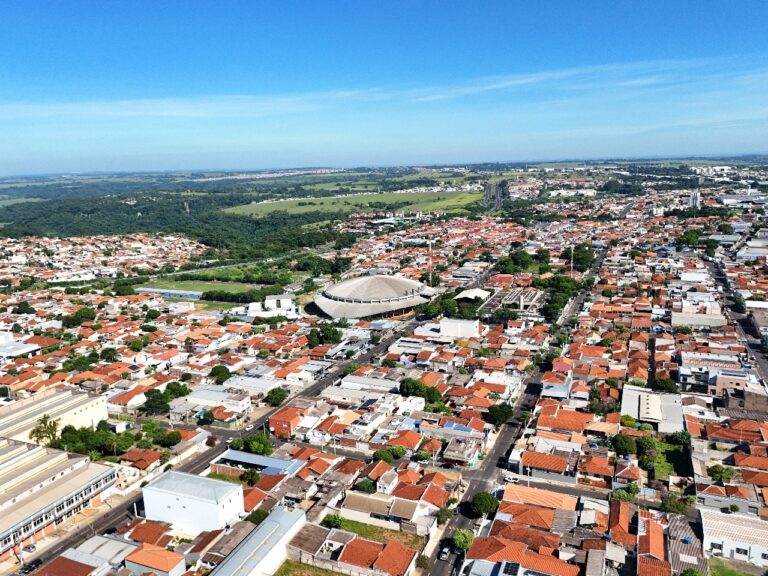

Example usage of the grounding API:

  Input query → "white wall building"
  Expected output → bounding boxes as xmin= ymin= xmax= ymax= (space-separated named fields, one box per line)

xmin=701 ymin=508 xmax=768 ymax=568
xmin=439 ymin=318 xmax=480 ymax=340
xmin=142 ymin=471 xmax=243 ymax=535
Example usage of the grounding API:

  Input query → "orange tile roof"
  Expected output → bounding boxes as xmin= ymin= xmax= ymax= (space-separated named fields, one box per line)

xmin=637 ymin=556 xmax=672 ymax=576
xmin=339 ymin=538 xmax=384 ymax=569
xmin=639 ymin=520 xmax=665 ymax=560
xmin=467 ymin=538 xmax=579 ymax=576
xmin=372 ymin=541 xmax=417 ymax=576
xmin=521 ymin=451 xmax=568 ymax=473
xmin=502 ymin=484 xmax=577 ymax=510
xmin=125 ymin=544 xmax=184 ymax=572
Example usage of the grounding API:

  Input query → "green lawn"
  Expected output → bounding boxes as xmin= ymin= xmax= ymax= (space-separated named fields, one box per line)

xmin=225 ymin=190 xmax=482 ymax=217
xmin=138 ymin=278 xmax=259 ymax=294
xmin=274 ymin=561 xmax=345 ymax=576
xmin=332 ymin=517 xmax=424 ymax=551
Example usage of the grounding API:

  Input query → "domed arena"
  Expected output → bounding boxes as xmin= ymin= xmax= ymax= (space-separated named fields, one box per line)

xmin=314 ymin=274 xmax=435 ymax=319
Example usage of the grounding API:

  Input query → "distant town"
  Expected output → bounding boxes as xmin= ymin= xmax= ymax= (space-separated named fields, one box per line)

xmin=1 ymin=161 xmax=768 ymax=576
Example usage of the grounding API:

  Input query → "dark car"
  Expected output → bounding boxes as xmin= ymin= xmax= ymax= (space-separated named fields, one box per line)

xmin=104 ymin=527 xmax=118 ymax=535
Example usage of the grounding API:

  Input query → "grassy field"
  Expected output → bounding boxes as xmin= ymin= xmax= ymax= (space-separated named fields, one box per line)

xmin=274 ymin=561 xmax=345 ymax=576
xmin=653 ymin=440 xmax=692 ymax=481
xmin=0 ymin=197 xmax=44 ymax=207
xmin=225 ymin=190 xmax=482 ymax=217
xmin=332 ymin=517 xmax=425 ymax=551
xmin=709 ymin=558 xmax=762 ymax=576
xmin=137 ymin=278 xmax=259 ymax=294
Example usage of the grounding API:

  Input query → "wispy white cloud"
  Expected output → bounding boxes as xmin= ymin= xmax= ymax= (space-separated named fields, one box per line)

xmin=1 ymin=55 xmax=766 ymax=122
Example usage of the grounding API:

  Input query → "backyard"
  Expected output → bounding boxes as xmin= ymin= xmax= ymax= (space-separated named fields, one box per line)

xmin=326 ymin=516 xmax=425 ymax=551
xmin=274 ymin=561 xmax=345 ymax=576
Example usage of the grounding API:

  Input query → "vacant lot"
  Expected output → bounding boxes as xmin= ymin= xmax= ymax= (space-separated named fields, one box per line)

xmin=274 ymin=561 xmax=345 ymax=576
xmin=226 ymin=190 xmax=482 ymax=217
xmin=333 ymin=517 xmax=425 ymax=551
xmin=137 ymin=278 xmax=258 ymax=294
xmin=709 ymin=558 xmax=763 ymax=576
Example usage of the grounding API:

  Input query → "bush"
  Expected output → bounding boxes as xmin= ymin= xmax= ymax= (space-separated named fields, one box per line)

xmin=436 ymin=507 xmax=452 ymax=525
xmin=660 ymin=495 xmax=689 ymax=514
xmin=416 ymin=555 xmax=430 ymax=570
xmin=373 ymin=450 xmax=394 ymax=464
xmin=354 ymin=479 xmax=377 ymax=494
xmin=321 ymin=514 xmax=344 ymax=529
xmin=389 ymin=445 xmax=407 ymax=459
xmin=246 ymin=508 xmax=270 ymax=525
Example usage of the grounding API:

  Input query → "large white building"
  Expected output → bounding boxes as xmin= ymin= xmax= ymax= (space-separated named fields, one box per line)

xmin=701 ymin=508 xmax=768 ymax=568
xmin=0 ymin=388 xmax=108 ymax=443
xmin=439 ymin=318 xmax=480 ymax=340
xmin=0 ymin=439 xmax=116 ymax=561
xmin=142 ymin=471 xmax=244 ymax=535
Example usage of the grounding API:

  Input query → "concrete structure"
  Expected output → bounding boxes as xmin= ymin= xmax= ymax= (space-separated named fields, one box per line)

xmin=142 ymin=471 xmax=244 ymax=535
xmin=209 ymin=506 xmax=306 ymax=576
xmin=701 ymin=508 xmax=768 ymax=567
xmin=0 ymin=388 xmax=108 ymax=443
xmin=620 ymin=385 xmax=684 ymax=434
xmin=0 ymin=439 xmax=116 ymax=561
xmin=315 ymin=275 xmax=434 ymax=319
xmin=439 ymin=318 xmax=481 ymax=340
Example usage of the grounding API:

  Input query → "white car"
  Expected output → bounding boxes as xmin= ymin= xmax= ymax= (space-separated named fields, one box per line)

xmin=226 ymin=437 xmax=234 ymax=444
xmin=244 ymin=424 xmax=255 ymax=431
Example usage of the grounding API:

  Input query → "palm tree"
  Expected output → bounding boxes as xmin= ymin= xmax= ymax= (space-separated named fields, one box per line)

xmin=29 ymin=414 xmax=59 ymax=446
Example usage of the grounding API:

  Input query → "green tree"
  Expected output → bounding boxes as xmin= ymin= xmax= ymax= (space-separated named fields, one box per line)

xmin=388 ymin=445 xmax=407 ymax=459
xmin=471 ymin=491 xmax=499 ymax=516
xmin=453 ymin=529 xmax=474 ymax=551
xmin=240 ymin=468 xmax=261 ymax=486
xmin=244 ymin=431 xmax=273 ymax=456
xmin=265 ymin=387 xmax=288 ymax=406
xmin=30 ymin=414 xmax=60 ymax=445
xmin=128 ymin=338 xmax=145 ymax=352
xmin=485 ymin=403 xmax=514 ymax=427
xmin=708 ymin=464 xmax=736 ymax=483
xmin=611 ymin=434 xmax=637 ymax=456
xmin=373 ymin=449 xmax=394 ymax=464
xmin=210 ymin=365 xmax=231 ymax=385
xmin=680 ymin=570 xmax=704 ymax=576
xmin=100 ymin=347 xmax=119 ymax=361
xmin=307 ymin=328 xmax=320 ymax=349
xmin=653 ymin=377 xmax=679 ymax=393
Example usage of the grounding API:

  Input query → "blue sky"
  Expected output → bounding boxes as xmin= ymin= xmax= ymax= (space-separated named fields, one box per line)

xmin=1 ymin=1 xmax=767 ymax=175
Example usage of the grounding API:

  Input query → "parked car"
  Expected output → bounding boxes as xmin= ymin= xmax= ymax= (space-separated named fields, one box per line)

xmin=23 ymin=544 xmax=36 ymax=553
xmin=244 ymin=424 xmax=254 ymax=431
xmin=439 ymin=547 xmax=450 ymax=561
xmin=226 ymin=437 xmax=234 ymax=444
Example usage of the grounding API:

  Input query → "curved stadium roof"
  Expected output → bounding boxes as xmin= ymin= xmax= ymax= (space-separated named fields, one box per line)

xmin=315 ymin=275 xmax=435 ymax=319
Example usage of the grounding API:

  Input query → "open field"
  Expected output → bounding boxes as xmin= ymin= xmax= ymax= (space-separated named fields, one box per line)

xmin=331 ymin=517 xmax=425 ymax=551
xmin=225 ymin=190 xmax=482 ymax=217
xmin=275 ymin=561 xmax=345 ymax=576
xmin=137 ymin=278 xmax=259 ymax=293
xmin=0 ymin=197 xmax=44 ymax=207
xmin=709 ymin=558 xmax=763 ymax=576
